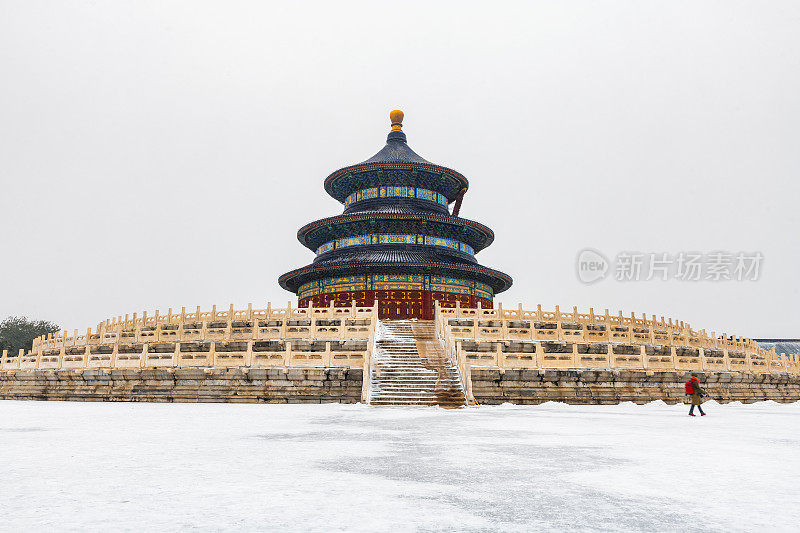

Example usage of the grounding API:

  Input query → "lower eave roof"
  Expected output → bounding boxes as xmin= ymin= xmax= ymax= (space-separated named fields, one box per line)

xmin=279 ymin=253 xmax=513 ymax=294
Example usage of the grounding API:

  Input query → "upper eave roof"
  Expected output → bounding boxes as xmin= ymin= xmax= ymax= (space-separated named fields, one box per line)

xmin=323 ymin=131 xmax=469 ymax=202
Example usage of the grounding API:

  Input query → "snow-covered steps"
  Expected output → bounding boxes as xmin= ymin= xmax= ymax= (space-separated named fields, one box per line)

xmin=368 ymin=320 xmax=466 ymax=408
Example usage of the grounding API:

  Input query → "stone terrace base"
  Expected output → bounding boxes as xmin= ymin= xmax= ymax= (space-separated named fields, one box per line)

xmin=471 ymin=369 xmax=800 ymax=405
xmin=3 ymin=367 xmax=798 ymax=405
xmin=0 ymin=368 xmax=363 ymax=404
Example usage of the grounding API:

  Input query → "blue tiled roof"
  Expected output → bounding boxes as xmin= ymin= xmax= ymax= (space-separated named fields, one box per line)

xmin=360 ymin=131 xmax=432 ymax=164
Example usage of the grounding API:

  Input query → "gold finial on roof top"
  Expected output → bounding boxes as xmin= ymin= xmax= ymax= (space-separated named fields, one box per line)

xmin=390 ymin=109 xmax=404 ymax=131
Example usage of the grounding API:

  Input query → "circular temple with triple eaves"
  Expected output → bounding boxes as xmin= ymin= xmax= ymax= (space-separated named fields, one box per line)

xmin=279 ymin=110 xmax=512 ymax=319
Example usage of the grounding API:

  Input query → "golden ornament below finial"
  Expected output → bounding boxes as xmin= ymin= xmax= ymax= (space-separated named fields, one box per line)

xmin=390 ymin=109 xmax=404 ymax=131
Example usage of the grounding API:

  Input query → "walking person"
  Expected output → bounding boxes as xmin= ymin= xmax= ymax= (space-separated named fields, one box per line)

xmin=685 ymin=373 xmax=707 ymax=416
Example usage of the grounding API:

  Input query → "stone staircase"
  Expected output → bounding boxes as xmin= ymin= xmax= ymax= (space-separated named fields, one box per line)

xmin=368 ymin=320 xmax=467 ymax=407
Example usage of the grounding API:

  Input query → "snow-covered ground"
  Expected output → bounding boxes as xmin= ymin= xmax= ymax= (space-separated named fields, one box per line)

xmin=1 ymin=400 xmax=798 ymax=532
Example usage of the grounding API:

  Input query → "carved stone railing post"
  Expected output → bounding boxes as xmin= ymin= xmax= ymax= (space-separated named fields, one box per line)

xmin=284 ymin=341 xmax=292 ymax=368
xmin=57 ymin=331 xmax=67 ymax=370
xmin=209 ymin=341 xmax=217 ymax=367
xmin=244 ymin=341 xmax=253 ymax=368
xmin=496 ymin=342 xmax=504 ymax=367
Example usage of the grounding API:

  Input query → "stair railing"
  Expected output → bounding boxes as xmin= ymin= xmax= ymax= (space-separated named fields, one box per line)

xmin=360 ymin=301 xmax=379 ymax=403
xmin=434 ymin=301 xmax=474 ymax=405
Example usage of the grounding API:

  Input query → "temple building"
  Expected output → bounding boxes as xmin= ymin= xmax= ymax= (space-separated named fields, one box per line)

xmin=2 ymin=110 xmax=797 ymax=406
xmin=278 ymin=111 xmax=512 ymax=319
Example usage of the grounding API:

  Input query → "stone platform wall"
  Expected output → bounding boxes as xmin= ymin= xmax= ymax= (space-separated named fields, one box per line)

xmin=2 ymin=367 xmax=798 ymax=405
xmin=470 ymin=369 xmax=800 ymax=405
xmin=0 ymin=368 xmax=363 ymax=404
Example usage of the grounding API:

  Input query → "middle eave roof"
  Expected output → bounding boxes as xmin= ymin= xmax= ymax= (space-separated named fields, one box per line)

xmin=296 ymin=211 xmax=495 ymax=251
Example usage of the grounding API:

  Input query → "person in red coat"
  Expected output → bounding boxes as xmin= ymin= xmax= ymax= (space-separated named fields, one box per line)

xmin=686 ymin=374 xmax=707 ymax=416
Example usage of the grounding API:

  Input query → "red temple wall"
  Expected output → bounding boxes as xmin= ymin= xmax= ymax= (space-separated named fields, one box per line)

xmin=298 ymin=290 xmax=492 ymax=320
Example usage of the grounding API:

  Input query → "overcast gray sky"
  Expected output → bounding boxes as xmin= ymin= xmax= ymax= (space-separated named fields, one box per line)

xmin=1 ymin=1 xmax=798 ymax=337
